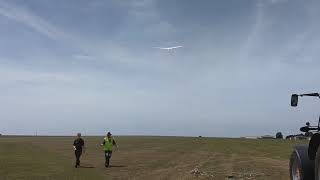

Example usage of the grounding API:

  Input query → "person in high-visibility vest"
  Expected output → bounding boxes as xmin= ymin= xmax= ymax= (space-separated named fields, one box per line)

xmin=101 ymin=132 xmax=118 ymax=167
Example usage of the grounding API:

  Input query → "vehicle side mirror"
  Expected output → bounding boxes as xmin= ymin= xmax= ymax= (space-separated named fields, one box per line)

xmin=291 ymin=94 xmax=298 ymax=107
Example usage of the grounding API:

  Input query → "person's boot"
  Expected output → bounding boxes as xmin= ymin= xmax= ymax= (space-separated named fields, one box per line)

xmin=75 ymin=160 xmax=80 ymax=168
xmin=105 ymin=159 xmax=109 ymax=168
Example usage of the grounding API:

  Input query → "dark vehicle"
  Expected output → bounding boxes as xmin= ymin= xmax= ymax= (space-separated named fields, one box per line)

xmin=289 ymin=93 xmax=320 ymax=180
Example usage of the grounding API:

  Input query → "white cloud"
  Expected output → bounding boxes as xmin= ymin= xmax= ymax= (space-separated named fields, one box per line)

xmin=270 ymin=0 xmax=288 ymax=4
xmin=115 ymin=0 xmax=156 ymax=8
xmin=0 ymin=1 xmax=67 ymax=40
xmin=131 ymin=0 xmax=156 ymax=8
xmin=239 ymin=4 xmax=267 ymax=60
xmin=256 ymin=0 xmax=288 ymax=7
xmin=0 ymin=65 xmax=74 ymax=86
xmin=72 ymin=54 xmax=95 ymax=61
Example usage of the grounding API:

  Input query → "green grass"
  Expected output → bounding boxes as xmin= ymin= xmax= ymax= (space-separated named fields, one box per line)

xmin=0 ymin=136 xmax=308 ymax=180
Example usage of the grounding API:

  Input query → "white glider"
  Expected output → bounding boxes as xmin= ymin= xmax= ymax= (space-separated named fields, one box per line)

xmin=153 ymin=46 xmax=183 ymax=50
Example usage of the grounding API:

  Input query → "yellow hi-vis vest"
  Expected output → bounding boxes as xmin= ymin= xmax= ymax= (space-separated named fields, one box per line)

xmin=103 ymin=137 xmax=113 ymax=151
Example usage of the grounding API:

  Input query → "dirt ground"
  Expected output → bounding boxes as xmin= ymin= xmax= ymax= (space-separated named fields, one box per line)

xmin=0 ymin=136 xmax=307 ymax=180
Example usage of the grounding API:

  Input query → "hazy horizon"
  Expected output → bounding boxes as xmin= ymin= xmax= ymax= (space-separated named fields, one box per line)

xmin=1 ymin=0 xmax=320 ymax=137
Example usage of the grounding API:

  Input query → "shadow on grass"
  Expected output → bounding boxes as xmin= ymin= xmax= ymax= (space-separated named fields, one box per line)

xmin=109 ymin=165 xmax=127 ymax=168
xmin=79 ymin=165 xmax=95 ymax=168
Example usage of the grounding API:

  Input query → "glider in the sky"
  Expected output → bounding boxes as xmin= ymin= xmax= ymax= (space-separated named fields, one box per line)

xmin=153 ymin=46 xmax=183 ymax=50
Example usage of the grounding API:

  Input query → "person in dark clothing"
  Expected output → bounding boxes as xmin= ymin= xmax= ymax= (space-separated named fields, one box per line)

xmin=101 ymin=132 xmax=118 ymax=167
xmin=73 ymin=133 xmax=85 ymax=168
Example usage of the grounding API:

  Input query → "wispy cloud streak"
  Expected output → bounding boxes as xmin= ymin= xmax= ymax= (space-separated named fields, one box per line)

xmin=0 ymin=1 xmax=67 ymax=40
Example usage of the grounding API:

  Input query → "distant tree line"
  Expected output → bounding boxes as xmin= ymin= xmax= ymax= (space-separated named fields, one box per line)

xmin=276 ymin=132 xmax=283 ymax=139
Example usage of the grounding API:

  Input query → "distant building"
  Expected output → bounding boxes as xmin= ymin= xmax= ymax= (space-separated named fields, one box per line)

xmin=259 ymin=135 xmax=275 ymax=139
xmin=242 ymin=136 xmax=259 ymax=139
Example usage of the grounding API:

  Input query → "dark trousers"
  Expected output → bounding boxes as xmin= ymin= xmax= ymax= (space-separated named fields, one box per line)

xmin=104 ymin=150 xmax=112 ymax=167
xmin=75 ymin=150 xmax=82 ymax=166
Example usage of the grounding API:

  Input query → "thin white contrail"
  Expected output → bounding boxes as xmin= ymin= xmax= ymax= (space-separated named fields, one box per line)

xmin=153 ymin=46 xmax=183 ymax=50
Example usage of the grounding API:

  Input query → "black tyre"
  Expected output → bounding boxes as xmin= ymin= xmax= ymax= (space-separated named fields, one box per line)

xmin=314 ymin=145 xmax=320 ymax=179
xmin=289 ymin=145 xmax=314 ymax=180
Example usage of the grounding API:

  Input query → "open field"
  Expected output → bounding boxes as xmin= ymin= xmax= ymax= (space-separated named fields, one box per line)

xmin=0 ymin=136 xmax=307 ymax=180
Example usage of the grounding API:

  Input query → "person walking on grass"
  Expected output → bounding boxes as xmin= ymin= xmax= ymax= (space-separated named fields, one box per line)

xmin=101 ymin=132 xmax=118 ymax=167
xmin=73 ymin=133 xmax=85 ymax=168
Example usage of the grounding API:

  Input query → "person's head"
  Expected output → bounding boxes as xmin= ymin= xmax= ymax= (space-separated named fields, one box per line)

xmin=77 ymin=133 xmax=81 ymax=138
xmin=107 ymin=132 xmax=112 ymax=138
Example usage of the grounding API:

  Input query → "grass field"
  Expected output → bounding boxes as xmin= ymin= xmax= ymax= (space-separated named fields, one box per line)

xmin=0 ymin=136 xmax=307 ymax=180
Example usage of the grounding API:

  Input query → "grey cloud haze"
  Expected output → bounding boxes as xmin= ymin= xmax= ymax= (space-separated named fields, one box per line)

xmin=0 ymin=0 xmax=320 ymax=137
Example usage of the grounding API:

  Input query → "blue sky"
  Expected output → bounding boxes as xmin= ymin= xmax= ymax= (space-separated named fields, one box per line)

xmin=1 ymin=0 xmax=320 ymax=136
